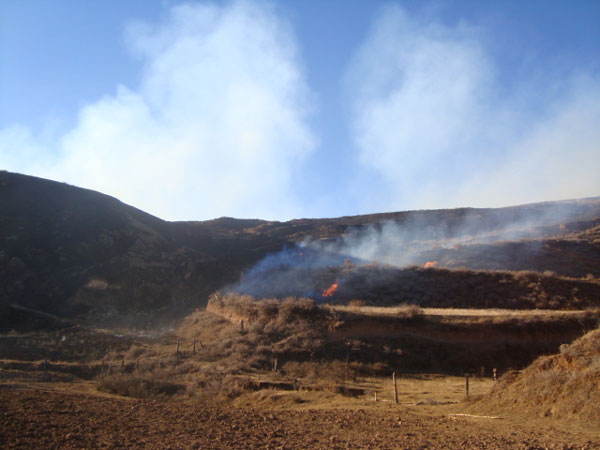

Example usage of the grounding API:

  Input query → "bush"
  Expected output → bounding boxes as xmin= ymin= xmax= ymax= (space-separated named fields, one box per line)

xmin=282 ymin=360 xmax=350 ymax=383
xmin=347 ymin=299 xmax=365 ymax=308
xmin=98 ymin=375 xmax=185 ymax=399
xmin=395 ymin=303 xmax=424 ymax=319
xmin=277 ymin=297 xmax=317 ymax=324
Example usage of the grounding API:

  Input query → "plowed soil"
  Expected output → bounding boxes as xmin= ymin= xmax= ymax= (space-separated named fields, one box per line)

xmin=2 ymin=388 xmax=598 ymax=450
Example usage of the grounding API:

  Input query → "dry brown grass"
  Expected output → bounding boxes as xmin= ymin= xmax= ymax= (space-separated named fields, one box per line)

xmin=91 ymin=294 xmax=411 ymax=402
xmin=346 ymin=298 xmax=366 ymax=308
xmin=329 ymin=303 xmax=424 ymax=319
xmin=98 ymin=375 xmax=185 ymax=399
xmin=331 ymin=304 xmax=600 ymax=324
xmin=87 ymin=294 xmax=599 ymax=412
xmin=186 ymin=294 xmax=599 ymax=372
xmin=470 ymin=326 xmax=600 ymax=428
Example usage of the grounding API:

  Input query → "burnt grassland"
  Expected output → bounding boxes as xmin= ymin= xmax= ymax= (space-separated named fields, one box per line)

xmin=257 ymin=264 xmax=600 ymax=310
xmin=415 ymin=219 xmax=600 ymax=278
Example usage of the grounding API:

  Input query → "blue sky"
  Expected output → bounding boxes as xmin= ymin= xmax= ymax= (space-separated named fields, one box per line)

xmin=1 ymin=0 xmax=599 ymax=221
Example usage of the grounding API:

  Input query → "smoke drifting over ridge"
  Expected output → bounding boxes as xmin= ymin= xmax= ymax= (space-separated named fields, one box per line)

xmin=2 ymin=2 xmax=599 ymax=221
xmin=346 ymin=5 xmax=600 ymax=214
xmin=229 ymin=199 xmax=600 ymax=300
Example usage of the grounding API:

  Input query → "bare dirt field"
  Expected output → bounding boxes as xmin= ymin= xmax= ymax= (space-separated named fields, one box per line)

xmin=1 ymin=376 xmax=598 ymax=450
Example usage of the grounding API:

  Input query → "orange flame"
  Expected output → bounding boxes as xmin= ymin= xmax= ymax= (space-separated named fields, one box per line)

xmin=322 ymin=282 xmax=339 ymax=297
xmin=424 ymin=261 xmax=437 ymax=268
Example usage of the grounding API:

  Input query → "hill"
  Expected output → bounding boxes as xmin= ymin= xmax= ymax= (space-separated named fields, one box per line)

xmin=231 ymin=264 xmax=600 ymax=310
xmin=0 ymin=171 xmax=288 ymax=328
xmin=2 ymin=170 xmax=600 ymax=329
xmin=185 ymin=293 xmax=600 ymax=374
xmin=470 ymin=325 xmax=600 ymax=429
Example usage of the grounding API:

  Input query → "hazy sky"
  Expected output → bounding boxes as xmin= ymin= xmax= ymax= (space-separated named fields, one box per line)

xmin=1 ymin=0 xmax=599 ymax=221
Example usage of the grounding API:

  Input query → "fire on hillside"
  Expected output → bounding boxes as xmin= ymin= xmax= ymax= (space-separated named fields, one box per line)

xmin=322 ymin=282 xmax=339 ymax=298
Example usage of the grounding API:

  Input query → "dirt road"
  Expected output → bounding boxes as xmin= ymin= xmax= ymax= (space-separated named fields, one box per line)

xmin=1 ymin=388 xmax=597 ymax=450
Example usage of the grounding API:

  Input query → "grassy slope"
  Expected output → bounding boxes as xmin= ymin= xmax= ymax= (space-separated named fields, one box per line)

xmin=245 ymin=264 xmax=600 ymax=310
xmin=176 ymin=294 xmax=600 ymax=374
xmin=470 ymin=326 xmax=600 ymax=428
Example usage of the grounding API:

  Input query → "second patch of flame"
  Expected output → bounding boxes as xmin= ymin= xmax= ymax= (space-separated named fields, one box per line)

xmin=424 ymin=261 xmax=437 ymax=268
xmin=322 ymin=282 xmax=339 ymax=297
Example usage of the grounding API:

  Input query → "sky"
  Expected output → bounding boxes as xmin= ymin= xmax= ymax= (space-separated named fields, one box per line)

xmin=1 ymin=0 xmax=599 ymax=221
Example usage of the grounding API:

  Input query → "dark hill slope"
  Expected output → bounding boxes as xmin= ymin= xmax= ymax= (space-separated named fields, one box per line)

xmin=417 ymin=221 xmax=600 ymax=278
xmin=0 ymin=172 xmax=284 ymax=328
xmin=2 ymin=170 xmax=600 ymax=329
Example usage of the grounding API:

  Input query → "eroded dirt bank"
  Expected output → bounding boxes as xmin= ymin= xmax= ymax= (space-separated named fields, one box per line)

xmin=2 ymin=388 xmax=597 ymax=450
xmin=204 ymin=298 xmax=599 ymax=372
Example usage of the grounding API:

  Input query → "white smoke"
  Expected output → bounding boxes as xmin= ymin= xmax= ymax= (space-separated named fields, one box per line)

xmin=347 ymin=5 xmax=600 ymax=213
xmin=0 ymin=1 xmax=315 ymax=221
xmin=2 ymin=2 xmax=599 ymax=221
xmin=230 ymin=196 xmax=600 ymax=299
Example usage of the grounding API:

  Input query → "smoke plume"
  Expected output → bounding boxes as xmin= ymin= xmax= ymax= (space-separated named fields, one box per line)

xmin=346 ymin=5 xmax=600 ymax=213
xmin=230 ymin=199 xmax=600 ymax=300
xmin=0 ymin=1 xmax=315 ymax=221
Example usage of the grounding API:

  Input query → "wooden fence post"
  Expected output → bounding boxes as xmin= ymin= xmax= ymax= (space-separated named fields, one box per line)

xmin=493 ymin=368 xmax=497 ymax=382
xmin=193 ymin=338 xmax=196 ymax=355
xmin=240 ymin=320 xmax=244 ymax=332
xmin=374 ymin=391 xmax=377 ymax=402
xmin=273 ymin=357 xmax=278 ymax=372
xmin=393 ymin=372 xmax=399 ymax=404
xmin=465 ymin=373 xmax=470 ymax=398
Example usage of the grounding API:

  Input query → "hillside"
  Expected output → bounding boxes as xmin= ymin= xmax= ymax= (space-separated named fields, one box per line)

xmin=2 ymin=170 xmax=600 ymax=329
xmin=470 ymin=326 xmax=600 ymax=429
xmin=189 ymin=293 xmax=599 ymax=374
xmin=0 ymin=171 xmax=286 ymax=328
xmin=232 ymin=264 xmax=600 ymax=310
